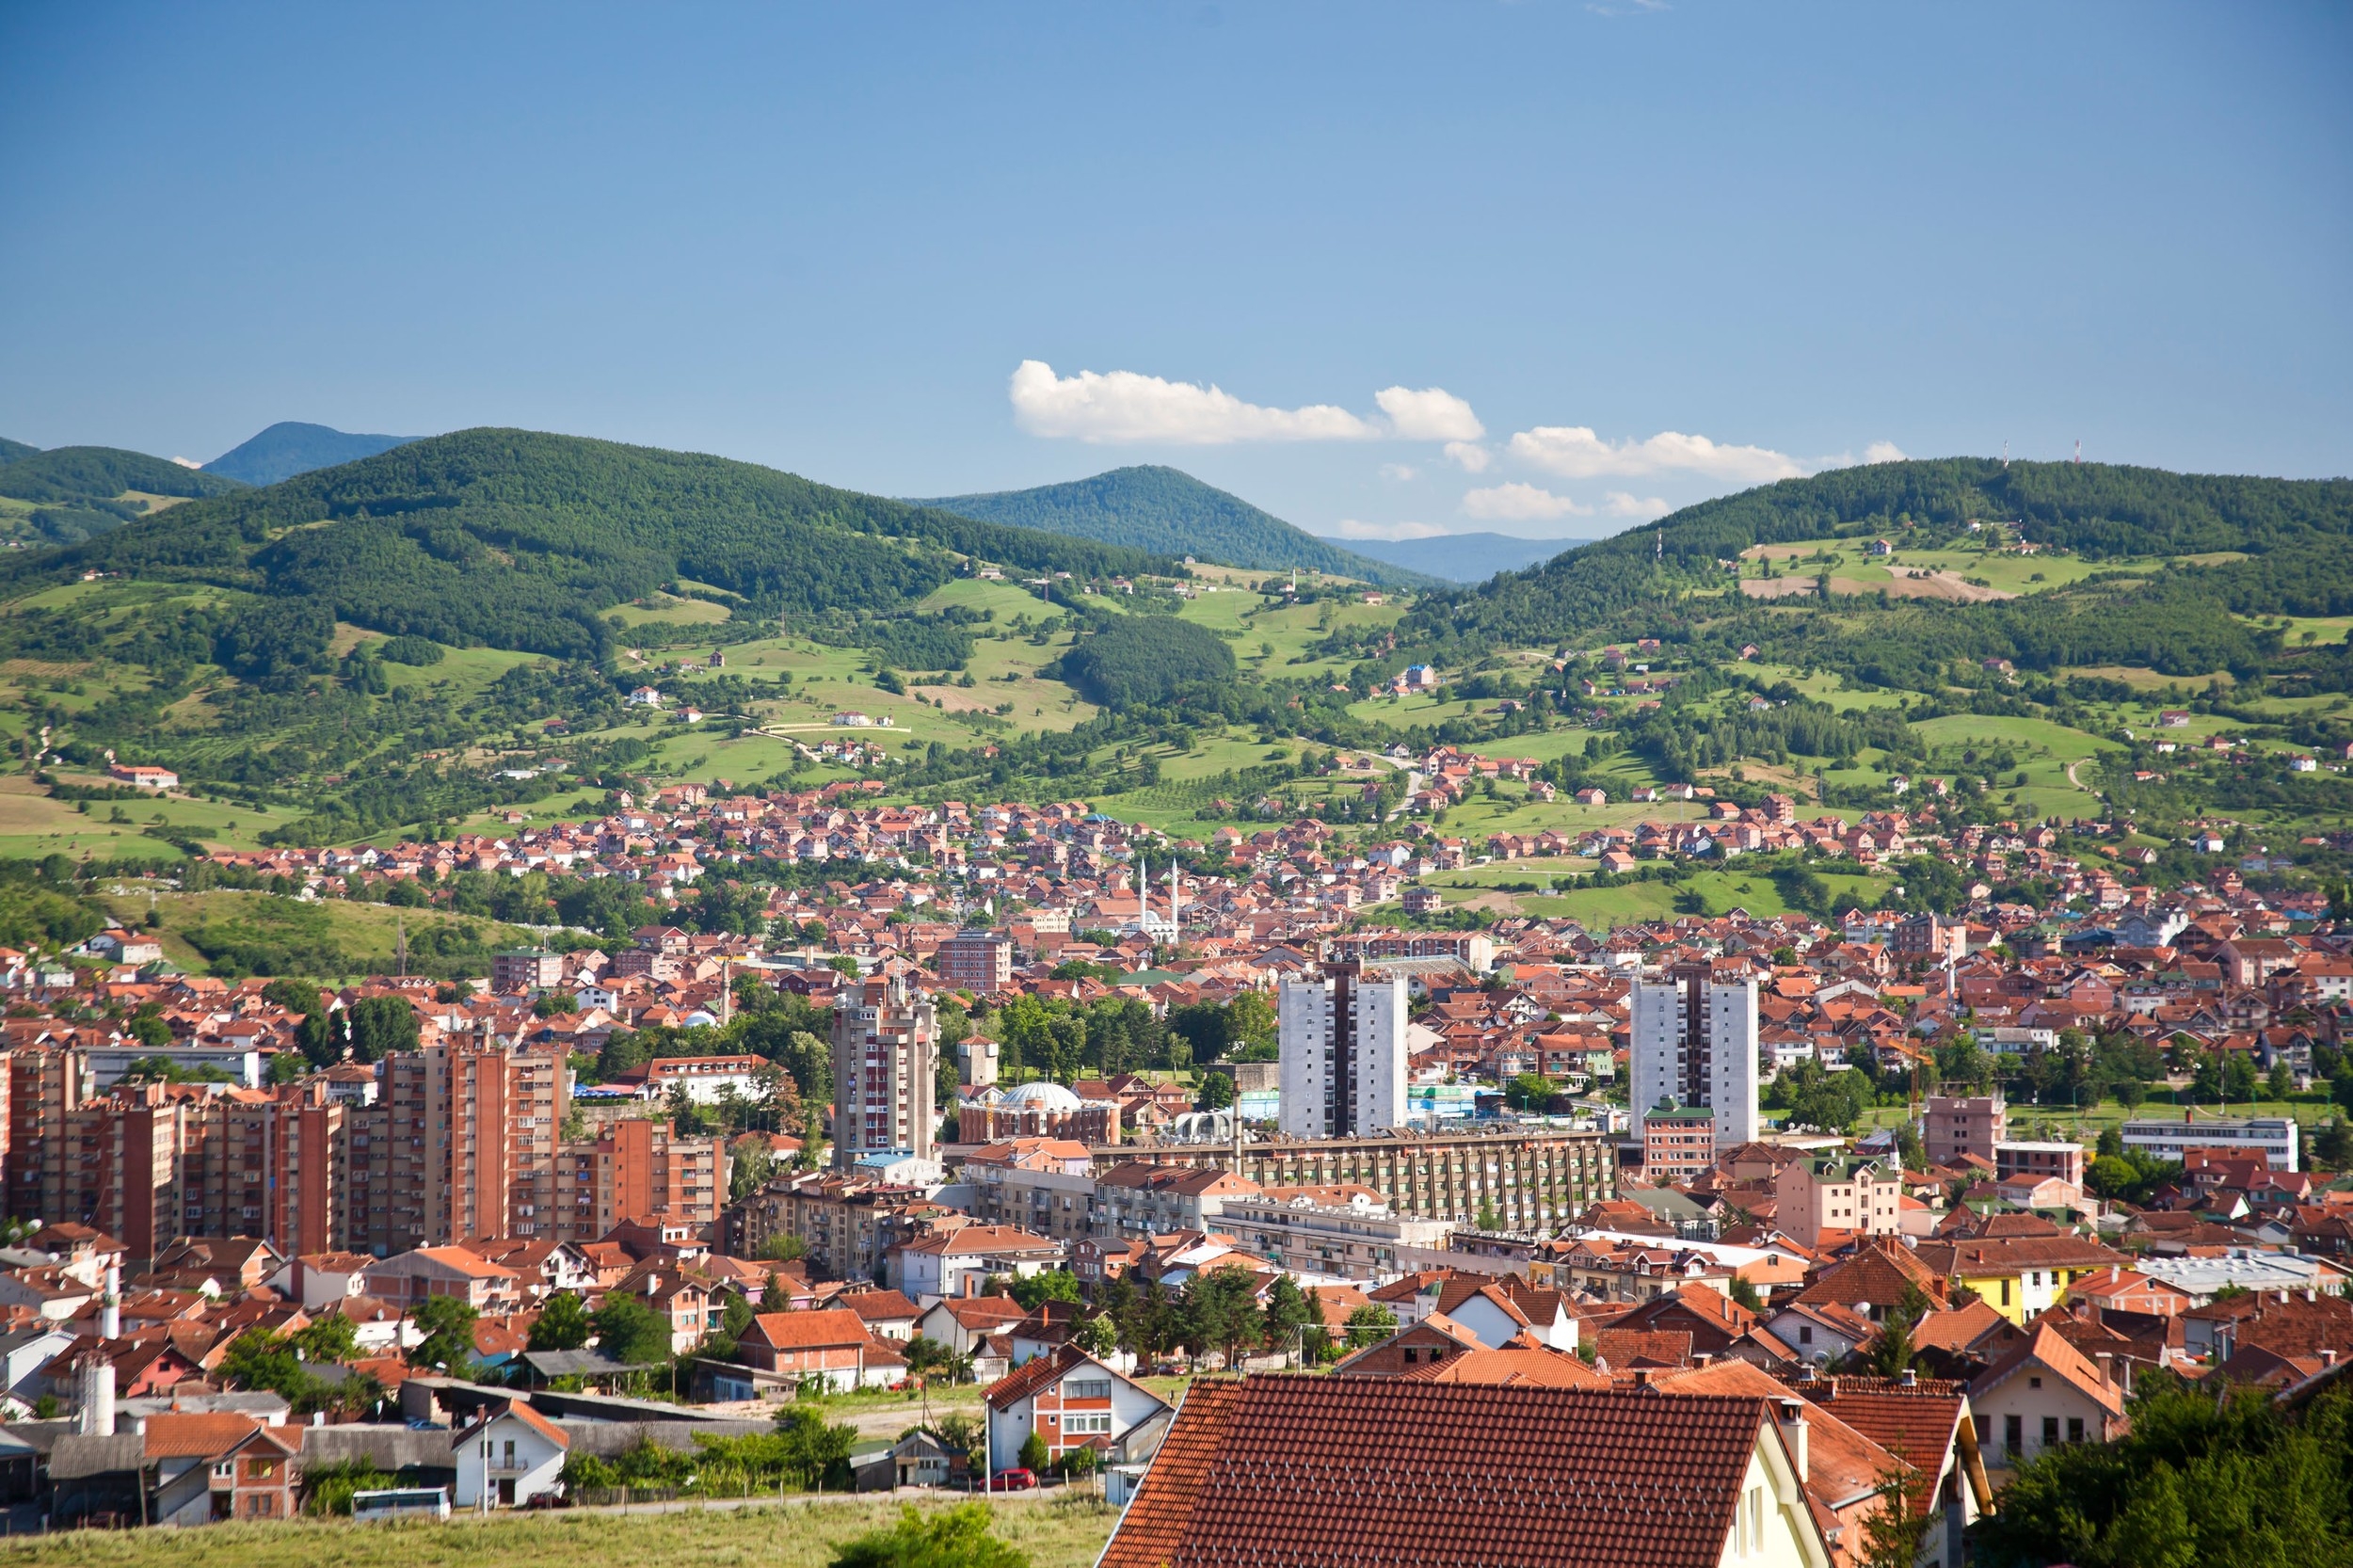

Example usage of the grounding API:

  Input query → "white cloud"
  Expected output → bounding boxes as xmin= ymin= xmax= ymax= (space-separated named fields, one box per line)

xmin=1374 ymin=385 xmax=1484 ymax=442
xmin=1811 ymin=440 xmax=1913 ymax=471
xmin=1462 ymin=482 xmax=1593 ymax=521
xmin=169 ymin=456 xmax=203 ymax=469
xmin=1508 ymin=424 xmax=1806 ymax=484
xmin=1602 ymin=491 xmax=1673 ymax=520
xmin=1379 ymin=462 xmax=1419 ymax=483
xmin=1864 ymin=440 xmax=1909 ymax=464
xmin=1008 ymin=360 xmax=1376 ymax=445
xmin=1443 ymin=440 xmax=1491 ymax=473
xmin=1325 ymin=518 xmax=1453 ymax=541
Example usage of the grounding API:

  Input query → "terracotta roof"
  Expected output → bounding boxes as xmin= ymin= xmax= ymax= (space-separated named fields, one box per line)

xmin=1400 ymin=1346 xmax=1612 ymax=1389
xmin=1969 ymin=1320 xmax=2124 ymax=1416
xmin=141 ymin=1411 xmax=270 ymax=1459
xmin=1646 ymin=1359 xmax=1898 ymax=1511
xmin=1098 ymin=1377 xmax=1812 ymax=1568
xmin=1591 ymin=1329 xmax=1691 ymax=1370
xmin=743 ymin=1307 xmax=872 ymax=1352
xmin=925 ymin=1296 xmax=1028 ymax=1330
xmin=836 ymin=1288 xmax=921 ymax=1323
xmin=981 ymin=1342 xmax=1163 ymax=1414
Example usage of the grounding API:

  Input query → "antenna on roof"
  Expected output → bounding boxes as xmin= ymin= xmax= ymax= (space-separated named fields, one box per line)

xmin=2073 ymin=440 xmax=2083 ymax=465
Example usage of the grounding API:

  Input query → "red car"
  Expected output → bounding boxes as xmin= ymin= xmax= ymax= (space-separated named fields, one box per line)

xmin=987 ymin=1468 xmax=1037 ymax=1492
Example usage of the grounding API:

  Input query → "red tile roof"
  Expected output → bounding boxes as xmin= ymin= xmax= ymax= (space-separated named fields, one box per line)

xmin=1099 ymin=1377 xmax=1810 ymax=1568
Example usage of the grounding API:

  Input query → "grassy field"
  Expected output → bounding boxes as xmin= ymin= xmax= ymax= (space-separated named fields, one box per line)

xmin=1405 ymin=864 xmax=1893 ymax=928
xmin=3 ymin=1494 xmax=1119 ymax=1568
xmin=1854 ymin=1091 xmax=2336 ymax=1147
xmin=92 ymin=889 xmax=545 ymax=977
xmin=0 ymin=774 xmax=299 ymax=861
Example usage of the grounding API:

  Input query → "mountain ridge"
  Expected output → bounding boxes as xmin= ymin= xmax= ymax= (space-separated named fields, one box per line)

xmin=205 ymin=421 xmax=419 ymax=485
xmin=914 ymin=465 xmax=1438 ymax=589
xmin=1325 ymin=531 xmax=1587 ymax=584
xmin=17 ymin=426 xmax=1168 ymax=662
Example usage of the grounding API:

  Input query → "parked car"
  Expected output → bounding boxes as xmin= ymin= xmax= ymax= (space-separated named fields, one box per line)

xmin=987 ymin=1468 xmax=1037 ymax=1492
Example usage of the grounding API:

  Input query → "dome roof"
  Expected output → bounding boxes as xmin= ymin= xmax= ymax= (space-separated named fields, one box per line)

xmin=1000 ymin=1080 xmax=1083 ymax=1111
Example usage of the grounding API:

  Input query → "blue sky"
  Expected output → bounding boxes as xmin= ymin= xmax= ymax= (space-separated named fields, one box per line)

xmin=2 ymin=2 xmax=2345 ymax=540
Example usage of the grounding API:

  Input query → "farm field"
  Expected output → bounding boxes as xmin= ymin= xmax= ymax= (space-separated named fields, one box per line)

xmin=1405 ymin=864 xmax=1893 ymax=927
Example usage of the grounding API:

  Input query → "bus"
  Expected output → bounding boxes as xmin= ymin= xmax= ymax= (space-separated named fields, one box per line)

xmin=351 ymin=1487 xmax=451 ymax=1522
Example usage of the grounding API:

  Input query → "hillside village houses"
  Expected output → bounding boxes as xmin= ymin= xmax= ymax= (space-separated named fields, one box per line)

xmin=3 ymin=756 xmax=2353 ymax=1550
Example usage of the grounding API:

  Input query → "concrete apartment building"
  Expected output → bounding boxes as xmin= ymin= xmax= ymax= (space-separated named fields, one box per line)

xmin=831 ymin=975 xmax=938 ymax=1170
xmin=1630 ymin=962 xmax=1758 ymax=1148
xmin=1994 ymin=1141 xmax=2086 ymax=1187
xmin=1924 ymin=1095 xmax=2006 ymax=1167
xmin=490 ymin=949 xmax=566 ymax=995
xmin=1088 ymin=1161 xmax=1259 ymax=1240
xmin=1641 ymin=1100 xmax=1718 ymax=1185
xmin=1216 ymin=1185 xmax=1453 ymax=1280
xmin=959 ymin=1138 xmax=1096 ymax=1243
xmin=2121 ymin=1112 xmax=2299 ymax=1172
xmin=1116 ymin=1127 xmax=1615 ymax=1232
xmin=935 ymin=931 xmax=1015 ymax=992
xmin=1278 ymin=962 xmax=1408 ymax=1141
xmin=551 ymin=1116 xmax=724 ymax=1241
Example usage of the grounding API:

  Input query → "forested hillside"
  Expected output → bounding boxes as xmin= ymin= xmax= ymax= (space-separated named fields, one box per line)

xmin=14 ymin=429 xmax=1167 ymax=661
xmin=1376 ymin=458 xmax=2353 ymax=686
xmin=0 ymin=442 xmax=248 ymax=547
xmin=918 ymin=465 xmax=1433 ymax=588
xmin=203 ymin=421 xmax=417 ymax=485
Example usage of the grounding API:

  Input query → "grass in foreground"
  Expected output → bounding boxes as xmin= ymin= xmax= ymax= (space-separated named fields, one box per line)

xmin=6 ymin=1494 xmax=1119 ymax=1568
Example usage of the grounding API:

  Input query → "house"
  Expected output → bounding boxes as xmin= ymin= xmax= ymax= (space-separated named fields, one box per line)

xmin=453 ymin=1399 xmax=570 ymax=1509
xmin=107 ymin=764 xmax=179 ymax=792
xmin=915 ymin=1295 xmax=1029 ymax=1357
xmin=134 ymin=1412 xmax=306 ymax=1525
xmin=734 ymin=1307 xmax=891 ymax=1391
xmin=1969 ymin=1320 xmax=2127 ymax=1471
xmin=364 ymin=1247 xmax=523 ymax=1314
xmin=983 ymin=1343 xmax=1171 ymax=1475
xmin=1096 ymin=1378 xmax=1832 ymax=1568
xmin=890 ymin=1224 xmax=1065 ymax=1302
xmin=838 ymin=1288 xmax=922 ymax=1342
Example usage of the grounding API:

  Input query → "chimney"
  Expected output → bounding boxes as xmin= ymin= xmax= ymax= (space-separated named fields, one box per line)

xmin=99 ymin=1263 xmax=120 ymax=1341
xmin=1899 ymin=1367 xmax=1916 ymax=1388
xmin=2095 ymin=1352 xmax=2113 ymax=1388
xmin=1631 ymin=1368 xmax=1656 ymax=1387
xmin=1777 ymin=1398 xmax=1809 ymax=1484
xmin=77 ymin=1355 xmax=116 ymax=1437
xmin=2325 ymin=1350 xmax=2340 ymax=1368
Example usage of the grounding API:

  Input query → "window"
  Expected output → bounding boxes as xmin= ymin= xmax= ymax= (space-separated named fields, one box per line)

xmin=2042 ymin=1416 xmax=2059 ymax=1448
xmin=2005 ymin=1414 xmax=2023 ymax=1458
xmin=1798 ymin=1325 xmax=1814 ymax=1346
xmin=1066 ymin=1379 xmax=1112 ymax=1400
xmin=2000 ymin=1281 xmax=2012 ymax=1306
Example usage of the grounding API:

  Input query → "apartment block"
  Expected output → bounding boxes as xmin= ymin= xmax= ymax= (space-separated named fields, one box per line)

xmin=1279 ymin=962 xmax=1408 ymax=1141
xmin=1924 ymin=1095 xmax=2007 ymax=1168
xmin=552 ymin=1116 xmax=724 ymax=1240
xmin=831 ymin=974 xmax=938 ymax=1170
xmin=935 ymin=931 xmax=1015 ymax=992
xmin=1629 ymin=962 xmax=1758 ymax=1149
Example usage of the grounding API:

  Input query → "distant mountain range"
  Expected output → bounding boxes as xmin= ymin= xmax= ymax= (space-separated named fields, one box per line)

xmin=204 ymin=421 xmax=417 ymax=485
xmin=1326 ymin=531 xmax=1583 ymax=584
xmin=915 ymin=466 xmax=1437 ymax=589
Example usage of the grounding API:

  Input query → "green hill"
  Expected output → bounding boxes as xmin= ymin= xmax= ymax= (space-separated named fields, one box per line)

xmin=915 ymin=466 xmax=1436 ymax=588
xmin=1399 ymin=458 xmax=2353 ymax=678
xmin=0 ymin=443 xmax=248 ymax=547
xmin=205 ymin=421 xmax=419 ymax=485
xmin=14 ymin=427 xmax=1165 ymax=662
xmin=0 ymin=445 xmax=246 ymax=505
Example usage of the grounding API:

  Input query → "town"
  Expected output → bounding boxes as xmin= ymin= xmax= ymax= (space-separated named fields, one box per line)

xmin=0 ymin=764 xmax=2339 ymax=1563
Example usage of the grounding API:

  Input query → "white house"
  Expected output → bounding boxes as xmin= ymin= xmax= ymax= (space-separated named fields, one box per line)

xmin=983 ymin=1344 xmax=1170 ymax=1475
xmin=1968 ymin=1320 xmax=2126 ymax=1472
xmin=453 ymin=1400 xmax=570 ymax=1510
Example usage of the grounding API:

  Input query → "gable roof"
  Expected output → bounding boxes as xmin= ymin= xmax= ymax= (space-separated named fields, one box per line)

xmin=1400 ymin=1345 xmax=1613 ymax=1389
xmin=1098 ymin=1377 xmax=1822 ymax=1568
xmin=1969 ymin=1320 xmax=2124 ymax=1416
xmin=142 ymin=1411 xmax=274 ymax=1460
